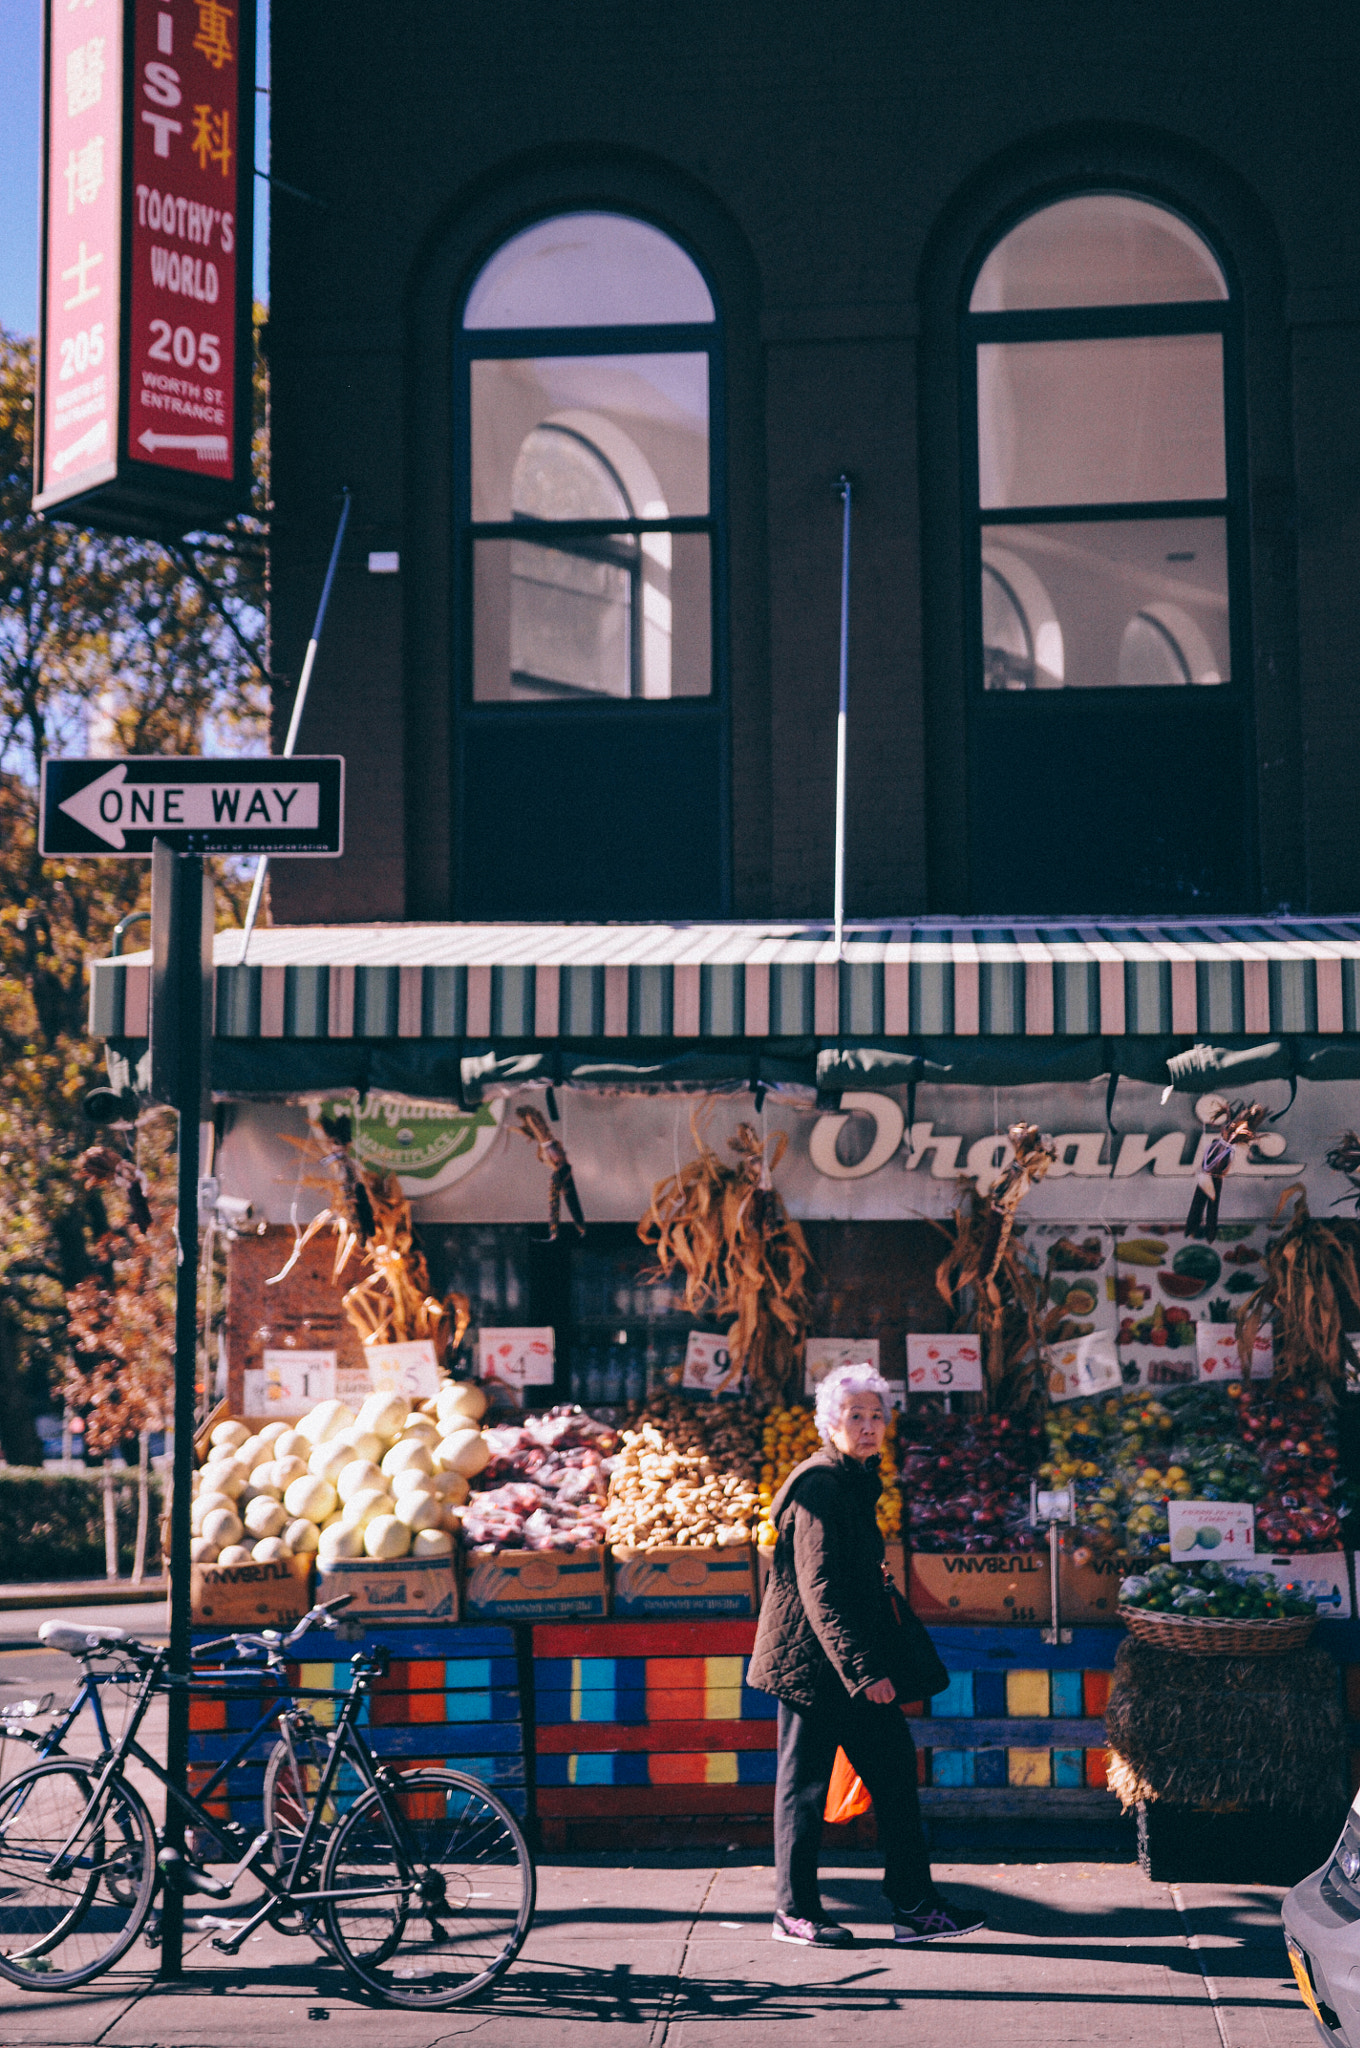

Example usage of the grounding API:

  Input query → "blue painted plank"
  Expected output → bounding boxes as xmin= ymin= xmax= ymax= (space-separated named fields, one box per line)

xmin=974 ymin=1748 xmax=1008 ymax=1788
xmin=931 ymin=1672 xmax=975 ymax=1718
xmin=930 ymin=1750 xmax=976 ymax=1788
xmin=972 ymin=1670 xmax=1008 ymax=1718
xmin=927 ymin=1625 xmax=1125 ymax=1672
xmin=1050 ymin=1670 xmax=1084 ymax=1718
xmin=1053 ymin=1749 xmax=1085 ymax=1788
xmin=737 ymin=1752 xmax=777 ymax=1785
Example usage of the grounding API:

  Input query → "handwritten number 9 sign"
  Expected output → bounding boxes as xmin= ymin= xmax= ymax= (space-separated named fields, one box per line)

xmin=906 ymin=1334 xmax=984 ymax=1394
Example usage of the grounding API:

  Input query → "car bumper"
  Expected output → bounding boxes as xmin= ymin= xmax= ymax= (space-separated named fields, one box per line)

xmin=1283 ymin=1865 xmax=1360 ymax=2045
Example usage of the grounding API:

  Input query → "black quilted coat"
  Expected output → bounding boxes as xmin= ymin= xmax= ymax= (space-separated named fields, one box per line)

xmin=747 ymin=1446 xmax=898 ymax=1711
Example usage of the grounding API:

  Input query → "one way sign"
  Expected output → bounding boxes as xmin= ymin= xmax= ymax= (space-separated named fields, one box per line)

xmin=40 ymin=758 xmax=344 ymax=857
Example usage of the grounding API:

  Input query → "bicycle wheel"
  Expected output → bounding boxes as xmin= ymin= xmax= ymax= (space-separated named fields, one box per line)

xmin=0 ymin=1760 xmax=155 ymax=1988
xmin=321 ymin=1769 xmax=534 ymax=2008
xmin=263 ymin=1728 xmax=339 ymax=1876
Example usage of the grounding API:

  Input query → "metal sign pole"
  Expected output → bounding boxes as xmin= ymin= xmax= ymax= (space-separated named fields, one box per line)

xmin=833 ymin=474 xmax=852 ymax=959
xmin=151 ymin=841 xmax=212 ymax=1979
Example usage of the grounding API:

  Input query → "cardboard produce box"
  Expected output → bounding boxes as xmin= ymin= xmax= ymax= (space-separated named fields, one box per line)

xmin=189 ymin=1552 xmax=315 ymax=1629
xmin=1058 ymin=1544 xmax=1126 ymax=1624
xmin=908 ymin=1549 xmax=1050 ymax=1626
xmin=464 ymin=1545 xmax=608 ymax=1620
xmin=315 ymin=1553 xmax=459 ymax=1623
xmin=612 ymin=1544 xmax=757 ymax=1617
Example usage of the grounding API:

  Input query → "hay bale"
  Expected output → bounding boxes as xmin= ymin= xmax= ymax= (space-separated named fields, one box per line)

xmin=1104 ymin=1637 xmax=1344 ymax=1816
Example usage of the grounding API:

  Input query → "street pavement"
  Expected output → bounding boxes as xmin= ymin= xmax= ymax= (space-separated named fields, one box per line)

xmin=0 ymin=1855 xmax=1319 ymax=2048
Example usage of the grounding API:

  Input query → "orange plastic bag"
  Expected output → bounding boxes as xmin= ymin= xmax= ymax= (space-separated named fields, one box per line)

xmin=824 ymin=1745 xmax=872 ymax=1823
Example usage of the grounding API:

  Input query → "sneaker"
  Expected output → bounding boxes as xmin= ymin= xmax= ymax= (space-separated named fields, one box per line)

xmin=772 ymin=1910 xmax=854 ymax=1947
xmin=889 ymin=1891 xmax=986 ymax=1943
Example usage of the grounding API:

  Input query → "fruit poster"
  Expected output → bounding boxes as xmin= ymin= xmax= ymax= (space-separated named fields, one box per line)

xmin=1112 ymin=1223 xmax=1270 ymax=1390
xmin=1168 ymin=1498 xmax=1256 ymax=1560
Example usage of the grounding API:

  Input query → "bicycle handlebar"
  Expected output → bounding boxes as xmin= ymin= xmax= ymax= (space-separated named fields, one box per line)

xmin=191 ymin=1593 xmax=356 ymax=1667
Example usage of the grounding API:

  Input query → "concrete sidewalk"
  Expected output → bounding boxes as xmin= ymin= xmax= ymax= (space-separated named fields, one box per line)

xmin=0 ymin=1856 xmax=1317 ymax=2048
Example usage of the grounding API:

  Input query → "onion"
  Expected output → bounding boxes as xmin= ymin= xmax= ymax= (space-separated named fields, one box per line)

xmin=364 ymin=1514 xmax=411 ymax=1560
xmin=284 ymin=1475 xmax=338 ymax=1525
xmin=412 ymin=1527 xmax=454 ymax=1558
xmin=285 ymin=1517 xmax=321 ymax=1553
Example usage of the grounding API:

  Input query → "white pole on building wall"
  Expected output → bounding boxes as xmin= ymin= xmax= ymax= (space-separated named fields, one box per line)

xmin=238 ymin=487 xmax=352 ymax=964
xmin=833 ymin=474 xmax=852 ymax=958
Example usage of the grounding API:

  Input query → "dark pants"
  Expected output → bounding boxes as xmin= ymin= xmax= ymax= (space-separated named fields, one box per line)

xmin=774 ymin=1692 xmax=933 ymax=1919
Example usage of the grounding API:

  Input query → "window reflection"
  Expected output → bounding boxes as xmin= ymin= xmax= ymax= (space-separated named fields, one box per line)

xmin=979 ymin=518 xmax=1228 ymax=690
xmin=970 ymin=194 xmax=1228 ymax=312
xmin=464 ymin=212 xmax=715 ymax=329
xmin=978 ymin=335 xmax=1226 ymax=509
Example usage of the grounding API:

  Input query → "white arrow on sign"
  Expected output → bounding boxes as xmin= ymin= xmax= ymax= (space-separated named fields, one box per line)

xmin=137 ymin=431 xmax=228 ymax=462
xmin=58 ymin=763 xmax=320 ymax=848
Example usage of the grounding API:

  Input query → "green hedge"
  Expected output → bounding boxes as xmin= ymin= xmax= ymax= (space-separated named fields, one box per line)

xmin=0 ymin=1470 xmax=164 ymax=1582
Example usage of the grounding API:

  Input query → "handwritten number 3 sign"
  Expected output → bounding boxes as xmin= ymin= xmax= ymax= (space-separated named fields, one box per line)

xmin=906 ymin=1334 xmax=984 ymax=1394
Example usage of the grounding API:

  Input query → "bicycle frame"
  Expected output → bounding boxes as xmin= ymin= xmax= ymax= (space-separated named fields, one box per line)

xmin=28 ymin=1639 xmax=432 ymax=1959
xmin=5 ymin=1665 xmax=134 ymax=1768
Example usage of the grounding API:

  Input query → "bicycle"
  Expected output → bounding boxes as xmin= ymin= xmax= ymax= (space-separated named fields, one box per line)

xmin=0 ymin=1597 xmax=535 ymax=2008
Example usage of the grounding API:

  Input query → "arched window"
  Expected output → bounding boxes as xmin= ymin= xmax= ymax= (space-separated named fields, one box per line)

xmin=966 ymin=194 xmax=1235 ymax=697
xmin=960 ymin=192 xmax=1251 ymax=912
xmin=460 ymin=213 xmax=718 ymax=703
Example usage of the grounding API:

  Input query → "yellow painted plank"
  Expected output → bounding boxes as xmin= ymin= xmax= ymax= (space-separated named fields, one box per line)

xmin=1007 ymin=1747 xmax=1052 ymax=1788
xmin=299 ymin=1664 xmax=335 ymax=1726
xmin=705 ymin=1752 xmax=740 ymax=1784
xmin=1005 ymin=1669 xmax=1050 ymax=1719
xmin=705 ymin=1657 xmax=745 ymax=1717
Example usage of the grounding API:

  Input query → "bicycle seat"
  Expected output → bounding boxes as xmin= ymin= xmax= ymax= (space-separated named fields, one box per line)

xmin=38 ymin=1620 xmax=128 ymax=1656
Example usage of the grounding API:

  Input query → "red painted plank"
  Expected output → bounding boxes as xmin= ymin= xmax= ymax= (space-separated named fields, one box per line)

xmin=536 ymin=1785 xmax=776 ymax=1818
xmin=536 ymin=1721 xmax=776 ymax=1755
xmin=533 ymin=1620 xmax=758 ymax=1658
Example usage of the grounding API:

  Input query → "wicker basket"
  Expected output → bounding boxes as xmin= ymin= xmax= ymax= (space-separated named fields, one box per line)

xmin=1117 ymin=1604 xmax=1317 ymax=1657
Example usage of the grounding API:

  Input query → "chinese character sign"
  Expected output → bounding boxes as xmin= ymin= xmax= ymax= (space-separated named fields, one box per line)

xmin=127 ymin=0 xmax=245 ymax=478
xmin=39 ymin=0 xmax=124 ymax=501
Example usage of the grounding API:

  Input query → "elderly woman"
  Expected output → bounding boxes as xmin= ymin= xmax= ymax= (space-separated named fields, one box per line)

xmin=748 ymin=1361 xmax=984 ymax=1947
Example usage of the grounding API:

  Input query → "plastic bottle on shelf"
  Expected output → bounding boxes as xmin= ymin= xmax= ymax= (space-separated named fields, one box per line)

xmin=644 ymin=1332 xmax=662 ymax=1396
xmin=584 ymin=1347 xmax=605 ymax=1406
xmin=625 ymin=1345 xmax=645 ymax=1405
xmin=613 ymin=1268 xmax=633 ymax=1318
xmin=604 ymin=1332 xmax=627 ymax=1405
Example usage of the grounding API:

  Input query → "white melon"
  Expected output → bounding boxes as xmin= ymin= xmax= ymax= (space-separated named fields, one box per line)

xmin=243 ymin=1495 xmax=288 ymax=1540
xmin=209 ymin=1419 xmax=251 ymax=1453
xmin=340 ymin=1487 xmax=393 ymax=1529
xmin=274 ymin=1429 xmax=310 ymax=1463
xmin=309 ymin=1439 xmax=355 ymax=1486
xmin=436 ymin=1429 xmax=489 ymax=1478
xmin=284 ymin=1517 xmax=321 ymax=1554
xmin=296 ymin=1400 xmax=354 ymax=1447
xmin=216 ymin=1543 xmax=252 ymax=1566
xmin=251 ymin=1537 xmax=293 ymax=1562
xmin=394 ymin=1489 xmax=442 ymax=1533
xmin=200 ymin=1458 xmax=246 ymax=1500
xmin=318 ymin=1521 xmax=366 ymax=1563
xmin=192 ymin=1490 xmax=236 ymax=1532
xmin=200 ymin=1505 xmax=243 ymax=1549
xmin=412 ymin=1527 xmax=454 ymax=1558
xmin=190 ymin=1537 xmax=220 ymax=1564
xmin=283 ymin=1475 xmax=338 ymax=1524
xmin=382 ymin=1439 xmax=434 ymax=1480
xmin=363 ymin=1514 xmax=411 ymax=1560
xmin=436 ymin=1381 xmax=487 ymax=1425
xmin=337 ymin=1459 xmax=386 ymax=1504
xmin=332 ymin=1428 xmax=385 ymax=1467
xmin=256 ymin=1421 xmax=288 ymax=1448
xmin=356 ymin=1391 xmax=409 ymax=1442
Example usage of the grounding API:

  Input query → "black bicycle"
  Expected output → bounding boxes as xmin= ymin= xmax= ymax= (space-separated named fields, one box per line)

xmin=0 ymin=1598 xmax=534 ymax=2008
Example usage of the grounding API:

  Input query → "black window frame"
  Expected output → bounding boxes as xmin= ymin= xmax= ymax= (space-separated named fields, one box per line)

xmin=453 ymin=225 xmax=727 ymax=729
xmin=959 ymin=193 xmax=1251 ymax=714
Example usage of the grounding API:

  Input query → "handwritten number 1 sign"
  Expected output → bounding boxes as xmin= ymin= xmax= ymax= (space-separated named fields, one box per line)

xmin=906 ymin=1334 xmax=984 ymax=1394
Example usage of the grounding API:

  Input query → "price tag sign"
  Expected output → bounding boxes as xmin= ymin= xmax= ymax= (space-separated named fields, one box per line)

xmin=1046 ymin=1332 xmax=1122 ymax=1404
xmin=682 ymin=1330 xmax=744 ymax=1396
xmin=243 ymin=1349 xmax=337 ymax=1417
xmin=477 ymin=1328 xmax=556 ymax=1391
xmin=367 ymin=1338 xmax=444 ymax=1400
xmin=906 ymin=1333 xmax=984 ymax=1394
xmin=804 ymin=1337 xmax=881 ymax=1394
xmin=1167 ymin=1499 xmax=1256 ymax=1560
xmin=1196 ymin=1323 xmax=1274 ymax=1382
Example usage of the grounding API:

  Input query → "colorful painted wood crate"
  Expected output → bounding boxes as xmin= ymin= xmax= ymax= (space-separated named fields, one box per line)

xmin=187 ymin=1623 xmax=527 ymax=1837
xmin=531 ymin=1619 xmax=774 ymax=1846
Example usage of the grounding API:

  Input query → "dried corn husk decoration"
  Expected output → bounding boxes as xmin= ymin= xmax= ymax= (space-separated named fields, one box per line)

xmin=934 ymin=1121 xmax=1056 ymax=1411
xmin=1236 ymin=1181 xmax=1360 ymax=1389
xmin=638 ymin=1100 xmax=813 ymax=1404
xmin=270 ymin=1112 xmax=470 ymax=1362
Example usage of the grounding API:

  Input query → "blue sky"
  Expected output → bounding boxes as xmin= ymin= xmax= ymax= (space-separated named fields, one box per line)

xmin=0 ymin=0 xmax=269 ymax=338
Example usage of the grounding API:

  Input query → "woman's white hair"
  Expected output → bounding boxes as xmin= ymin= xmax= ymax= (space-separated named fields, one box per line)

xmin=814 ymin=1361 xmax=892 ymax=1444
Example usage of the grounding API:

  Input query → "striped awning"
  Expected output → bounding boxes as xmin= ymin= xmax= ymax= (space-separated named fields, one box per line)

xmin=91 ymin=917 xmax=1360 ymax=1045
